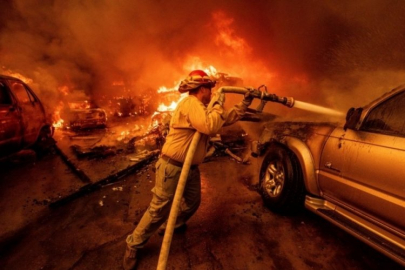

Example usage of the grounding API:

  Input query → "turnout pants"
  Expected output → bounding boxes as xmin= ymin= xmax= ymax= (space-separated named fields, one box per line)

xmin=126 ymin=157 xmax=201 ymax=248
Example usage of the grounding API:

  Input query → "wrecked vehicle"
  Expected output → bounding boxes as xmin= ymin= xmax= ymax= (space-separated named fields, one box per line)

xmin=252 ymin=85 xmax=405 ymax=266
xmin=61 ymin=100 xmax=107 ymax=130
xmin=0 ymin=75 xmax=53 ymax=158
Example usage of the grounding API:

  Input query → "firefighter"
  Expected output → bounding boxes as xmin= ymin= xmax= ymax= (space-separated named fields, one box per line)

xmin=123 ymin=70 xmax=253 ymax=269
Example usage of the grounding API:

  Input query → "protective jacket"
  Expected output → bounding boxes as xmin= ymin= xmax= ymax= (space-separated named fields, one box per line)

xmin=161 ymin=95 xmax=248 ymax=164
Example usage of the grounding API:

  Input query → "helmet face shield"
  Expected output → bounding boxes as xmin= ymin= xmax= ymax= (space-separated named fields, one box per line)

xmin=178 ymin=70 xmax=216 ymax=93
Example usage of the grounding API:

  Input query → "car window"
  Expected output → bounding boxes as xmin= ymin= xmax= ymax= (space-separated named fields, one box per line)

xmin=10 ymin=81 xmax=37 ymax=104
xmin=361 ymin=91 xmax=405 ymax=137
xmin=0 ymin=82 xmax=12 ymax=105
xmin=24 ymin=85 xmax=37 ymax=103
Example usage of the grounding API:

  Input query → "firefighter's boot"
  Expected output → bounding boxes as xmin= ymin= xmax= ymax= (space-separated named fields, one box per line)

xmin=123 ymin=245 xmax=138 ymax=270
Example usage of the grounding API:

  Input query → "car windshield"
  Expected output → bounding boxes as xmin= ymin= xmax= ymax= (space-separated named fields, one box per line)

xmin=361 ymin=90 xmax=405 ymax=137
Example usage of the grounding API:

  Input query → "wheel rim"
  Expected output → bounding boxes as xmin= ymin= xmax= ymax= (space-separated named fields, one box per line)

xmin=263 ymin=160 xmax=285 ymax=197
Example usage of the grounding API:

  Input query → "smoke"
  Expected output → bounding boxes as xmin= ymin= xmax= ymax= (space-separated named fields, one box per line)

xmin=1 ymin=0 xmax=405 ymax=118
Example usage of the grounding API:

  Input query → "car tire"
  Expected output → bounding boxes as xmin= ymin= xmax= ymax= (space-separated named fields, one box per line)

xmin=32 ymin=126 xmax=55 ymax=156
xmin=259 ymin=144 xmax=305 ymax=215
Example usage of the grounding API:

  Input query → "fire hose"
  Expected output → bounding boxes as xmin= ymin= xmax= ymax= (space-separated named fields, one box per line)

xmin=156 ymin=86 xmax=294 ymax=270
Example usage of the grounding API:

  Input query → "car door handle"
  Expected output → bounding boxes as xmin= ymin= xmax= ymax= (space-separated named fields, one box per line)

xmin=325 ymin=162 xmax=340 ymax=172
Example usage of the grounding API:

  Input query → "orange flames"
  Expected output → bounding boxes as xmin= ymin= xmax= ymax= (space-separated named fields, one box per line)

xmin=212 ymin=11 xmax=252 ymax=55
xmin=3 ymin=70 xmax=33 ymax=84
xmin=52 ymin=10 xmax=269 ymax=132
xmin=155 ymin=85 xmax=184 ymax=118
xmin=52 ymin=85 xmax=73 ymax=128
xmin=157 ymin=101 xmax=179 ymax=112
xmin=59 ymin=85 xmax=69 ymax=96
xmin=52 ymin=101 xmax=65 ymax=129
xmin=53 ymin=118 xmax=65 ymax=129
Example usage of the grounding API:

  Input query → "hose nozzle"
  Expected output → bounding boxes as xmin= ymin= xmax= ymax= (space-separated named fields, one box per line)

xmin=214 ymin=86 xmax=295 ymax=109
xmin=279 ymin=96 xmax=295 ymax=108
xmin=257 ymin=91 xmax=294 ymax=108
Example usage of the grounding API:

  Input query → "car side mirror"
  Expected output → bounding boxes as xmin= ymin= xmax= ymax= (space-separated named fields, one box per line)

xmin=344 ymin=107 xmax=363 ymax=131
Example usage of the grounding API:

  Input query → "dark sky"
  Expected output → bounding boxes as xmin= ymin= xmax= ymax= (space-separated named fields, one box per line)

xmin=1 ymin=0 xmax=405 ymax=114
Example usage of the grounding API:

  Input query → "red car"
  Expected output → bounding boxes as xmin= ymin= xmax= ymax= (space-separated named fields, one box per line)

xmin=0 ymin=75 xmax=53 ymax=158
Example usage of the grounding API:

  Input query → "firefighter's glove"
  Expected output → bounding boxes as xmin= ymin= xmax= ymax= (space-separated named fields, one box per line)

xmin=242 ymin=88 xmax=254 ymax=107
xmin=211 ymin=91 xmax=225 ymax=107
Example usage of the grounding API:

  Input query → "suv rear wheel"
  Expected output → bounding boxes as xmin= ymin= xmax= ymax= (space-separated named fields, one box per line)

xmin=259 ymin=144 xmax=305 ymax=214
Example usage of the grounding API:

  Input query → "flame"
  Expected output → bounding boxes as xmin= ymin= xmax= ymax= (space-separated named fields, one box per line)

xmin=68 ymin=100 xmax=91 ymax=109
xmin=58 ymin=85 xmax=69 ymax=96
xmin=157 ymin=84 xmax=179 ymax=93
xmin=156 ymin=81 xmax=183 ymax=113
xmin=157 ymin=101 xmax=178 ymax=112
xmin=3 ymin=70 xmax=33 ymax=84
xmin=52 ymin=101 xmax=65 ymax=129
xmin=212 ymin=11 xmax=252 ymax=55
xmin=204 ymin=66 xmax=217 ymax=77
xmin=52 ymin=85 xmax=71 ymax=129
xmin=53 ymin=118 xmax=65 ymax=129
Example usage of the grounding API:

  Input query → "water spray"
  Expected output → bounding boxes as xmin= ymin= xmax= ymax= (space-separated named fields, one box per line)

xmin=293 ymin=100 xmax=344 ymax=117
xmin=216 ymin=86 xmax=344 ymax=117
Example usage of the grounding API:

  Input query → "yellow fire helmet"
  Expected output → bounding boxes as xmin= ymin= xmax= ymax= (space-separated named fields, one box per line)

xmin=178 ymin=70 xmax=216 ymax=93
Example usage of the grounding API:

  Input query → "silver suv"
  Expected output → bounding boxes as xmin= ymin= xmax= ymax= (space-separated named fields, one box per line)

xmin=252 ymin=85 xmax=405 ymax=266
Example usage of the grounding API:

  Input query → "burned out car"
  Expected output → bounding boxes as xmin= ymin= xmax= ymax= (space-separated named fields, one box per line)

xmin=252 ymin=85 xmax=405 ymax=266
xmin=61 ymin=100 xmax=107 ymax=130
xmin=0 ymin=75 xmax=53 ymax=158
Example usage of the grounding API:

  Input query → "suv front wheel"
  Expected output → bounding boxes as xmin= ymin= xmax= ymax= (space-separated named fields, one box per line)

xmin=259 ymin=144 xmax=305 ymax=215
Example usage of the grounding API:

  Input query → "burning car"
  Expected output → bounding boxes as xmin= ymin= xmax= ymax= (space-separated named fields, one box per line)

xmin=0 ymin=75 xmax=53 ymax=158
xmin=61 ymin=100 xmax=107 ymax=130
xmin=252 ymin=85 xmax=405 ymax=266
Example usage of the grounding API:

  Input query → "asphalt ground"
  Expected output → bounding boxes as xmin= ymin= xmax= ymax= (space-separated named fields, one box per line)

xmin=0 ymin=149 xmax=403 ymax=270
